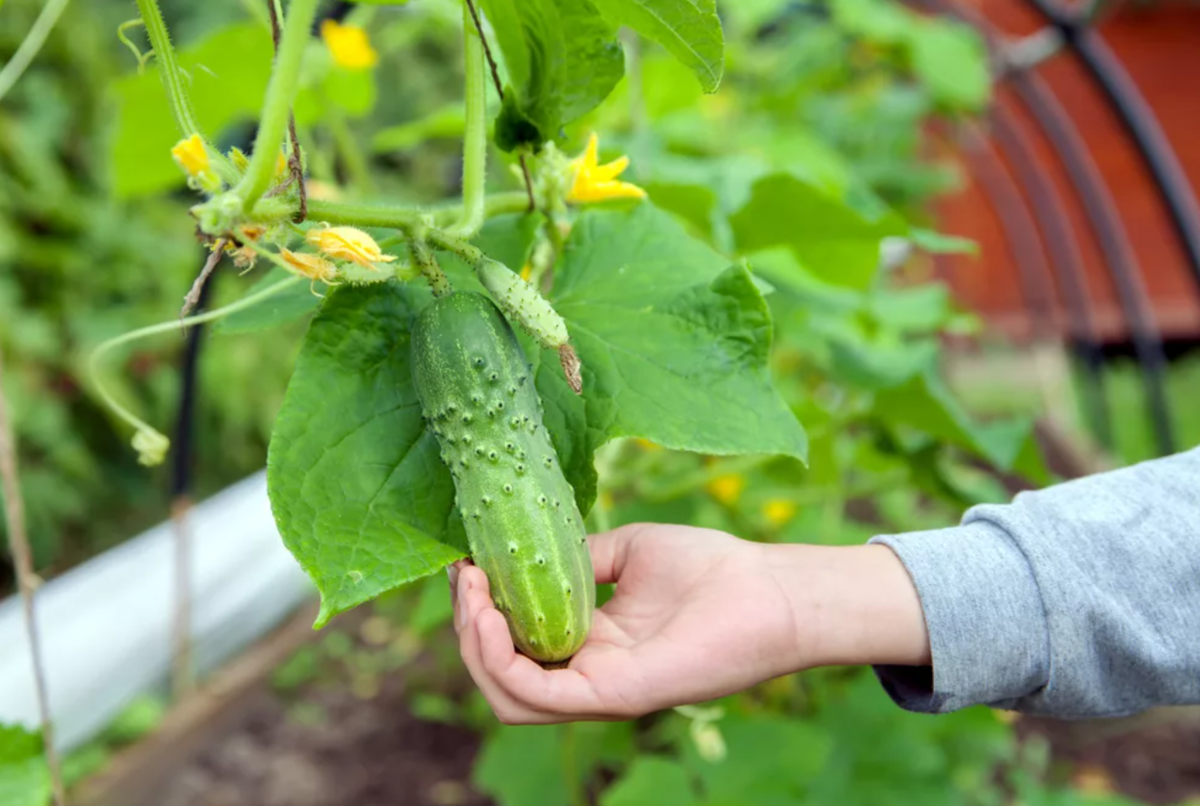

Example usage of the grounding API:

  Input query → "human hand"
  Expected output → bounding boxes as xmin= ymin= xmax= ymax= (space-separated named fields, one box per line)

xmin=450 ymin=522 xmax=929 ymax=724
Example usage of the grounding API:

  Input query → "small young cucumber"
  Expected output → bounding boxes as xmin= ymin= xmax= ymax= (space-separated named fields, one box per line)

xmin=475 ymin=258 xmax=583 ymax=394
xmin=410 ymin=291 xmax=594 ymax=663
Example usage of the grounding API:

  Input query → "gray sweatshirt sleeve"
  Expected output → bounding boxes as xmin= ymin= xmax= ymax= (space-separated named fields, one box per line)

xmin=869 ymin=445 xmax=1200 ymax=719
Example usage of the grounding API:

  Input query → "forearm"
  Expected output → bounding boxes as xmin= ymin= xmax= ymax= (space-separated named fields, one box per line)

xmin=763 ymin=543 xmax=931 ymax=671
xmin=872 ymin=446 xmax=1200 ymax=718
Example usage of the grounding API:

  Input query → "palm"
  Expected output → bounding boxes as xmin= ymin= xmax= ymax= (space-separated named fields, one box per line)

xmin=567 ymin=526 xmax=798 ymax=713
xmin=452 ymin=523 xmax=801 ymax=722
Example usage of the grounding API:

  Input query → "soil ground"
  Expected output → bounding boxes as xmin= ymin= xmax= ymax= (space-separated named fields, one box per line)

xmin=155 ymin=674 xmax=1200 ymax=806
xmin=161 ymin=671 xmax=493 ymax=806
xmin=1021 ymin=713 xmax=1200 ymax=805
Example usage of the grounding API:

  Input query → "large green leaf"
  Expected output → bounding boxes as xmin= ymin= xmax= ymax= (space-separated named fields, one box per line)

xmin=684 ymin=713 xmax=832 ymax=801
xmin=266 ymin=284 xmax=466 ymax=628
xmin=213 ymin=268 xmax=326 ymax=335
xmin=540 ymin=203 xmax=808 ymax=511
xmin=602 ymin=757 xmax=698 ymax=806
xmin=481 ymin=0 xmax=625 ymax=150
xmin=270 ymin=207 xmax=804 ymax=624
xmin=909 ymin=20 xmax=991 ymax=111
xmin=591 ymin=0 xmax=724 ymax=92
xmin=474 ymin=723 xmax=626 ymax=806
xmin=874 ymin=370 xmax=1049 ymax=482
xmin=730 ymin=173 xmax=906 ymax=290
xmin=0 ymin=725 xmax=49 ymax=806
xmin=110 ymin=22 xmax=276 ymax=198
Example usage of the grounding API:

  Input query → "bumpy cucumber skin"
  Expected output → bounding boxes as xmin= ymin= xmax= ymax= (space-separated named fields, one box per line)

xmin=411 ymin=292 xmax=594 ymax=662
xmin=476 ymin=258 xmax=570 ymax=349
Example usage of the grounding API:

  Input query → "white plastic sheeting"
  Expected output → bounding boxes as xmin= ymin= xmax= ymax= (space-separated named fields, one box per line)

xmin=0 ymin=471 xmax=313 ymax=751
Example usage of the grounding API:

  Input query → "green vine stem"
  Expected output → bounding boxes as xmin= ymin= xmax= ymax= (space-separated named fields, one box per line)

xmin=237 ymin=0 xmax=320 ymax=211
xmin=409 ymin=236 xmax=452 ymax=297
xmin=446 ymin=1 xmax=488 ymax=239
xmin=88 ymin=274 xmax=302 ymax=464
xmin=134 ymin=0 xmax=200 ymax=136
xmin=426 ymin=229 xmax=484 ymax=267
xmin=0 ymin=0 xmax=72 ymax=103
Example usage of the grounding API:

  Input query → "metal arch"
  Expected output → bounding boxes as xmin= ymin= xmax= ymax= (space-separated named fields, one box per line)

xmin=913 ymin=0 xmax=1177 ymax=456
xmin=955 ymin=125 xmax=1060 ymax=339
xmin=986 ymin=107 xmax=1113 ymax=447
xmin=1005 ymin=71 xmax=1176 ymax=455
xmin=1019 ymin=0 xmax=1200 ymax=298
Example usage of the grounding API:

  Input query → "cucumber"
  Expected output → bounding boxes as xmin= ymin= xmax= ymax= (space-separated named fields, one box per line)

xmin=475 ymin=258 xmax=583 ymax=394
xmin=410 ymin=291 xmax=594 ymax=663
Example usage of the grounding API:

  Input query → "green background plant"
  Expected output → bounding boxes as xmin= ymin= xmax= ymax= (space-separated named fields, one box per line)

xmin=0 ymin=0 xmax=1177 ymax=804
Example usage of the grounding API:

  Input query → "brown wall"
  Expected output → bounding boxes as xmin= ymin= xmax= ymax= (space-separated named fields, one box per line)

xmin=932 ymin=0 xmax=1200 ymax=343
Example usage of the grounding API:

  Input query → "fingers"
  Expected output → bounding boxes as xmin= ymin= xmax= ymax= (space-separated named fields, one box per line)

xmin=454 ymin=566 xmax=632 ymax=724
xmin=455 ymin=569 xmax=536 ymax=721
xmin=589 ymin=522 xmax=650 ymax=585
xmin=448 ymin=559 xmax=471 ymax=634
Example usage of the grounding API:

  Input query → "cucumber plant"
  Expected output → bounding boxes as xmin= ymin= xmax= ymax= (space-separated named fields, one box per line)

xmin=85 ymin=0 xmax=813 ymax=645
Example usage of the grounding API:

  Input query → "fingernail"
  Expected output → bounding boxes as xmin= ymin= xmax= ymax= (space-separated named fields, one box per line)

xmin=446 ymin=564 xmax=459 ymax=591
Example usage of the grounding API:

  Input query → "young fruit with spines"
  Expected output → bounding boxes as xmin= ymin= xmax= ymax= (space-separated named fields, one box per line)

xmin=410 ymin=291 xmax=594 ymax=663
xmin=474 ymin=258 xmax=583 ymax=394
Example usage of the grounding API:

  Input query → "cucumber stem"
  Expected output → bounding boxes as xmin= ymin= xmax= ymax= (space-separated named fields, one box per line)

xmin=410 ymin=237 xmax=452 ymax=297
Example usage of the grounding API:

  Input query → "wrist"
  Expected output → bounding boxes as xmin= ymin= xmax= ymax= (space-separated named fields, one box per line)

xmin=763 ymin=542 xmax=931 ymax=672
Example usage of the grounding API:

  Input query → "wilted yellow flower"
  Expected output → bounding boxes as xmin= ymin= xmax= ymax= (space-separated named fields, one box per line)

xmin=634 ymin=438 xmax=660 ymax=452
xmin=706 ymin=473 xmax=745 ymax=505
xmin=132 ymin=427 xmax=170 ymax=467
xmin=520 ymin=264 xmax=532 ymax=281
xmin=321 ymin=19 xmax=378 ymax=70
xmin=275 ymin=150 xmax=290 ymax=180
xmin=171 ymin=134 xmax=213 ymax=182
xmin=762 ymin=498 xmax=797 ymax=526
xmin=305 ymin=225 xmax=396 ymax=269
xmin=566 ymin=133 xmax=646 ymax=204
xmin=280 ymin=248 xmax=339 ymax=283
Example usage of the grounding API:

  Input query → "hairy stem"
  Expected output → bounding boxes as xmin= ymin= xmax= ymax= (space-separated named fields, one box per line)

xmin=237 ymin=0 xmax=319 ymax=210
xmin=446 ymin=2 xmax=488 ymax=239
xmin=0 ymin=0 xmax=70 ymax=102
xmin=134 ymin=0 xmax=200 ymax=136
xmin=0 ymin=347 xmax=67 ymax=806
xmin=410 ymin=237 xmax=452 ymax=297
xmin=426 ymin=228 xmax=484 ymax=267
xmin=303 ymin=191 xmax=530 ymax=230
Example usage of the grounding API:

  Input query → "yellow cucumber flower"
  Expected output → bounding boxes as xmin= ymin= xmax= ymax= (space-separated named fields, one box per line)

xmin=566 ymin=133 xmax=646 ymax=205
xmin=171 ymin=134 xmax=219 ymax=190
xmin=762 ymin=498 xmax=798 ymax=527
xmin=706 ymin=473 xmax=745 ymax=506
xmin=280 ymin=248 xmax=339 ymax=283
xmin=305 ymin=225 xmax=396 ymax=269
xmin=321 ymin=19 xmax=379 ymax=70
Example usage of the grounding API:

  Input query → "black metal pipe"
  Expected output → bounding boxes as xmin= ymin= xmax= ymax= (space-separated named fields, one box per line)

xmin=1020 ymin=0 xmax=1200 ymax=300
xmin=958 ymin=126 xmax=1060 ymax=335
xmin=987 ymin=108 xmax=1113 ymax=447
xmin=910 ymin=0 xmax=1176 ymax=455
xmin=1008 ymin=70 xmax=1176 ymax=455
xmin=170 ymin=263 xmax=215 ymax=500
